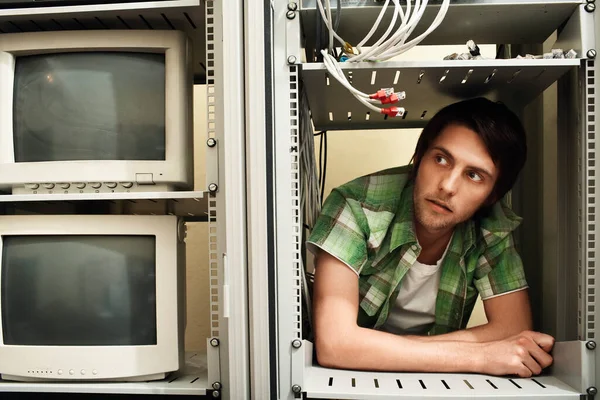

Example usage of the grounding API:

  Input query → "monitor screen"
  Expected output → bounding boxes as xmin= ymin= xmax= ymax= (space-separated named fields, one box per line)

xmin=1 ymin=235 xmax=157 ymax=346
xmin=12 ymin=52 xmax=166 ymax=162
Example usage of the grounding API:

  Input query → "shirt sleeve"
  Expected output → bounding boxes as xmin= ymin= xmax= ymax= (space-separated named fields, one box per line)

xmin=474 ymin=233 xmax=528 ymax=300
xmin=306 ymin=189 xmax=369 ymax=274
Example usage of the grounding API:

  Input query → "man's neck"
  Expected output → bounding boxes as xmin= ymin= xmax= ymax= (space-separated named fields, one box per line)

xmin=414 ymin=221 xmax=454 ymax=265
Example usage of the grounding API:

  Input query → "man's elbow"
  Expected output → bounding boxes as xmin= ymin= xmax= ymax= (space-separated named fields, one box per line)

xmin=314 ymin=329 xmax=355 ymax=369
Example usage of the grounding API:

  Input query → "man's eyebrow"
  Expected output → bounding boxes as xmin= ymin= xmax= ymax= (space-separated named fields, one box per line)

xmin=431 ymin=146 xmax=494 ymax=178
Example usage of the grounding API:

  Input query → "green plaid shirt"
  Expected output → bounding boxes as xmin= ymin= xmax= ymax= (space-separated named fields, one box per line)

xmin=307 ymin=165 xmax=528 ymax=335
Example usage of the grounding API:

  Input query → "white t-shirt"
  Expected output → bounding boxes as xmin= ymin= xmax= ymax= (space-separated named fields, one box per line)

xmin=380 ymin=241 xmax=451 ymax=335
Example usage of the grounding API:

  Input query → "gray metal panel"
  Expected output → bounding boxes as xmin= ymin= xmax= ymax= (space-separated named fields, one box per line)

xmin=300 ymin=0 xmax=579 ymax=54
xmin=302 ymin=60 xmax=578 ymax=130
xmin=0 ymin=352 xmax=208 ymax=395
xmin=302 ymin=342 xmax=581 ymax=399
xmin=214 ymin=0 xmax=250 ymax=397
xmin=244 ymin=0 xmax=272 ymax=397
xmin=0 ymin=191 xmax=209 ymax=219
xmin=0 ymin=1 xmax=206 ymax=81
xmin=551 ymin=341 xmax=595 ymax=394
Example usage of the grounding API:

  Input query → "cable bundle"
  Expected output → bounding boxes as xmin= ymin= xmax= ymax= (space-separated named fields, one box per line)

xmin=317 ymin=0 xmax=451 ymax=116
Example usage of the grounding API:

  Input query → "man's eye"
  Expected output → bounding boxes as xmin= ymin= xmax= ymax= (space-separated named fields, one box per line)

xmin=435 ymin=156 xmax=448 ymax=165
xmin=468 ymin=171 xmax=483 ymax=182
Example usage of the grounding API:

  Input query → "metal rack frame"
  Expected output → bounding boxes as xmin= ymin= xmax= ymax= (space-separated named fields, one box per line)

xmin=0 ymin=0 xmax=250 ymax=398
xmin=261 ymin=1 xmax=600 ymax=399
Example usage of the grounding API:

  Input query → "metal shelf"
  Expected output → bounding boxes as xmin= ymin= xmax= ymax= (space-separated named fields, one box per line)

xmin=0 ymin=0 xmax=206 ymax=82
xmin=300 ymin=0 xmax=580 ymax=50
xmin=302 ymin=342 xmax=586 ymax=399
xmin=305 ymin=366 xmax=580 ymax=399
xmin=302 ymin=59 xmax=579 ymax=130
xmin=0 ymin=191 xmax=210 ymax=221
xmin=0 ymin=352 xmax=208 ymax=395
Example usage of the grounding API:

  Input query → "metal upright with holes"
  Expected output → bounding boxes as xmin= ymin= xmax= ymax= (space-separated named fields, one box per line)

xmin=258 ymin=1 xmax=600 ymax=399
xmin=0 ymin=1 xmax=250 ymax=399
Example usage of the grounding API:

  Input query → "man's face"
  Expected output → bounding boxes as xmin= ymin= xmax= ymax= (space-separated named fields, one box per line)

xmin=413 ymin=123 xmax=499 ymax=233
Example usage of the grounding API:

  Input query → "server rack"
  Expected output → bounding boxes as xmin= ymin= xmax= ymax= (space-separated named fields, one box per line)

xmin=249 ymin=1 xmax=600 ymax=399
xmin=0 ymin=0 xmax=250 ymax=398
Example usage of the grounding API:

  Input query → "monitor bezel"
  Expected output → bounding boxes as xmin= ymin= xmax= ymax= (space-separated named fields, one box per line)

xmin=0 ymin=30 xmax=193 ymax=191
xmin=0 ymin=214 xmax=184 ymax=380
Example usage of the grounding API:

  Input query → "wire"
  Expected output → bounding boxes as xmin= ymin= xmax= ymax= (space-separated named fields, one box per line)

xmin=320 ymin=131 xmax=328 ymax=205
xmin=316 ymin=0 xmax=450 ymax=111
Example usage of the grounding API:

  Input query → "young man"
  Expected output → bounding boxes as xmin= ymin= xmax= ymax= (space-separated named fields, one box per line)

xmin=307 ymin=98 xmax=554 ymax=378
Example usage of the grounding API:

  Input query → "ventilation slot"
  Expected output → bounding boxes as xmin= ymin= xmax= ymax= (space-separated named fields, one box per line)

xmin=484 ymin=68 xmax=498 ymax=84
xmin=486 ymin=379 xmax=498 ymax=389
xmin=184 ymin=12 xmax=197 ymax=29
xmin=508 ymin=69 xmax=522 ymax=83
xmin=161 ymin=14 xmax=176 ymax=30
xmin=394 ymin=70 xmax=400 ymax=84
xmin=396 ymin=379 xmax=402 ymax=389
xmin=373 ymin=378 xmax=379 ymax=388
xmin=461 ymin=69 xmax=474 ymax=84
xmin=420 ymin=110 xmax=427 ymax=120
xmin=351 ymin=378 xmax=356 ymax=388
xmin=532 ymin=378 xmax=546 ymax=388
xmin=442 ymin=380 xmax=450 ymax=389
xmin=371 ymin=71 xmax=377 ymax=85
xmin=417 ymin=70 xmax=425 ymax=84
xmin=439 ymin=69 xmax=449 ymax=84
xmin=419 ymin=380 xmax=427 ymax=389
xmin=328 ymin=377 xmax=333 ymax=386
xmin=464 ymin=380 xmax=474 ymax=389
xmin=117 ymin=16 xmax=132 ymax=29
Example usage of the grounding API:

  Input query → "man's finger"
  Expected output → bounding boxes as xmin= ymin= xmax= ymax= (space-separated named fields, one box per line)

xmin=524 ymin=340 xmax=553 ymax=369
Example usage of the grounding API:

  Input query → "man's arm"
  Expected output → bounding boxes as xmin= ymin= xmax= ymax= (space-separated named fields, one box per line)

xmin=423 ymin=290 xmax=533 ymax=343
xmin=313 ymin=251 xmax=553 ymax=376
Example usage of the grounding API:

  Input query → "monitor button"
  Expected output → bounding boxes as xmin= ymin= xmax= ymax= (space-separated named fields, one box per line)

xmin=92 ymin=369 xmax=98 ymax=375
xmin=74 ymin=183 xmax=86 ymax=189
xmin=80 ymin=369 xmax=86 ymax=375
xmin=121 ymin=182 xmax=134 ymax=189
xmin=105 ymin=182 xmax=117 ymax=189
xmin=25 ymin=183 xmax=39 ymax=190
xmin=90 ymin=183 xmax=102 ymax=189
xmin=43 ymin=183 xmax=55 ymax=190
xmin=59 ymin=183 xmax=70 ymax=189
xmin=69 ymin=369 xmax=74 ymax=375
xmin=57 ymin=369 xmax=63 ymax=375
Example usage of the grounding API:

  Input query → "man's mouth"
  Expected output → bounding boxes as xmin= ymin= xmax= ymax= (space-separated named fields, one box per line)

xmin=426 ymin=199 xmax=452 ymax=213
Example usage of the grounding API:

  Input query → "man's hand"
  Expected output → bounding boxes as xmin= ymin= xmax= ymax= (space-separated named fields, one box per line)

xmin=479 ymin=331 xmax=555 ymax=377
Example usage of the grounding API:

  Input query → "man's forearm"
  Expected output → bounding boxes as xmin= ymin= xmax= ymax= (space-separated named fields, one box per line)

xmin=317 ymin=326 xmax=484 ymax=373
xmin=418 ymin=321 xmax=526 ymax=343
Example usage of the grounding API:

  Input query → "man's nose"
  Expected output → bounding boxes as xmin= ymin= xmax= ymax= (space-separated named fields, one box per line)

xmin=439 ymin=170 xmax=460 ymax=196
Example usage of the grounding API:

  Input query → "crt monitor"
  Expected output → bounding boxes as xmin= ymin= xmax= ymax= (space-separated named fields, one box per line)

xmin=0 ymin=214 xmax=186 ymax=382
xmin=0 ymin=30 xmax=193 ymax=194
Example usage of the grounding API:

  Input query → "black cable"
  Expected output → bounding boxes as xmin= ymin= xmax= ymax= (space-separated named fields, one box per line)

xmin=320 ymin=131 xmax=328 ymax=205
xmin=318 ymin=132 xmax=324 ymax=201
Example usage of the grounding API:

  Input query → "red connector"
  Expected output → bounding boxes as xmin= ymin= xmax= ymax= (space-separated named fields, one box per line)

xmin=369 ymin=88 xmax=395 ymax=101
xmin=370 ymin=89 xmax=406 ymax=105
xmin=380 ymin=107 xmax=406 ymax=118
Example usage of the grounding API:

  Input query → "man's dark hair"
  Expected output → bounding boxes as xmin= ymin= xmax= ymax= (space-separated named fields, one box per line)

xmin=411 ymin=97 xmax=527 ymax=203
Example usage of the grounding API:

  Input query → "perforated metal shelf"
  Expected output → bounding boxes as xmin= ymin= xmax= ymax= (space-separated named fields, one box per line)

xmin=0 ymin=190 xmax=209 ymax=221
xmin=300 ymin=0 xmax=579 ymax=49
xmin=302 ymin=59 xmax=579 ymax=130
xmin=306 ymin=367 xmax=580 ymax=399
xmin=302 ymin=341 xmax=588 ymax=399
xmin=0 ymin=0 xmax=206 ymax=82
xmin=0 ymin=352 xmax=208 ymax=395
